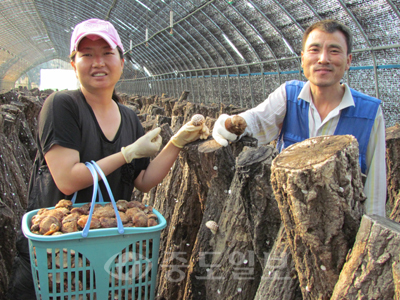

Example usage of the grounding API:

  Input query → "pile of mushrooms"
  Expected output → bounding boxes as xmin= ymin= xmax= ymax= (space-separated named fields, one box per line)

xmin=30 ymin=199 xmax=159 ymax=236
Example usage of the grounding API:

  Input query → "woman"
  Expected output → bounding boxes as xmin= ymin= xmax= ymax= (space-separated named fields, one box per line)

xmin=7 ymin=18 xmax=208 ymax=299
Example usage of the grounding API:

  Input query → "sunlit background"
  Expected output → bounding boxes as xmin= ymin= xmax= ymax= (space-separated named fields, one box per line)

xmin=40 ymin=69 xmax=78 ymax=91
xmin=15 ymin=59 xmax=79 ymax=91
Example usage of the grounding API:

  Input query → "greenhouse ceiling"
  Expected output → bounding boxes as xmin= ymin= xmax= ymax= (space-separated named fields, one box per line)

xmin=1 ymin=0 xmax=400 ymax=94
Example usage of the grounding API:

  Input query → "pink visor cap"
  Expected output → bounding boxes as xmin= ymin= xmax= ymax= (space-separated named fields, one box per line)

xmin=70 ymin=18 xmax=124 ymax=54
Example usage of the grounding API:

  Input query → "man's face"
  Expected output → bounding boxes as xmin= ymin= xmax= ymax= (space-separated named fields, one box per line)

xmin=301 ymin=29 xmax=352 ymax=89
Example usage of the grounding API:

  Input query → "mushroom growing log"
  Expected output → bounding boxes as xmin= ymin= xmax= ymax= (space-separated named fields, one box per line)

xmin=386 ymin=123 xmax=400 ymax=218
xmin=254 ymin=224 xmax=302 ymax=300
xmin=271 ymin=135 xmax=365 ymax=300
xmin=331 ymin=214 xmax=400 ymax=299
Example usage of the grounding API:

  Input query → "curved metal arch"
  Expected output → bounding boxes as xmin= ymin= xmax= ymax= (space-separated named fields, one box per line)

xmin=228 ymin=3 xmax=278 ymax=62
xmin=152 ymin=34 xmax=196 ymax=95
xmin=136 ymin=38 xmax=187 ymax=96
xmin=110 ymin=2 xmax=162 ymax=48
xmin=185 ymin=0 xmax=237 ymax=66
xmin=124 ymin=4 xmax=210 ymax=74
xmin=125 ymin=46 xmax=166 ymax=78
xmin=130 ymin=42 xmax=175 ymax=76
xmin=120 ymin=0 xmax=214 ymax=72
xmin=300 ymin=0 xmax=323 ymax=21
xmin=187 ymin=5 xmax=245 ymax=67
xmin=5 ymin=54 xmax=59 ymax=84
xmin=248 ymin=0 xmax=298 ymax=57
xmin=130 ymin=36 xmax=179 ymax=79
xmin=129 ymin=53 xmax=168 ymax=97
xmin=110 ymin=2 xmax=170 ymax=73
xmin=210 ymin=2 xmax=259 ymax=63
xmin=169 ymin=0 xmax=229 ymax=102
xmin=386 ymin=0 xmax=400 ymax=19
xmin=246 ymin=0 xmax=287 ymax=83
xmin=148 ymin=1 xmax=216 ymax=71
xmin=175 ymin=0 xmax=230 ymax=67
xmin=123 ymin=32 xmax=168 ymax=77
xmin=125 ymin=38 xmax=168 ymax=76
xmin=123 ymin=51 xmax=168 ymax=97
xmin=337 ymin=0 xmax=380 ymax=98
xmin=121 ymin=2 xmax=217 ymax=99
xmin=228 ymin=2 xmax=282 ymax=101
xmin=154 ymin=33 xmax=197 ymax=73
xmin=122 ymin=58 xmax=151 ymax=79
xmin=270 ymin=0 xmax=304 ymax=33
xmin=122 ymin=0 xmax=217 ymax=49
xmin=125 ymin=12 xmax=196 ymax=75
xmin=0 ymin=7 xmax=53 ymax=80
xmin=0 ymin=56 xmax=30 ymax=80
xmin=267 ymin=0 xmax=309 ymax=80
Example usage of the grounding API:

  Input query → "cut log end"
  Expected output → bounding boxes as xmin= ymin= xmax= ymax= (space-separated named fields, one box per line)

xmin=272 ymin=135 xmax=358 ymax=170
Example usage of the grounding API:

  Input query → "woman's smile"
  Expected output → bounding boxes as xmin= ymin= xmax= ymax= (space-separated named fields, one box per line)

xmin=71 ymin=37 xmax=124 ymax=93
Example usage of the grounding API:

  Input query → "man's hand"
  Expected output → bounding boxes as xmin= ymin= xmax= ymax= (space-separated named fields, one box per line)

xmin=121 ymin=127 xmax=162 ymax=163
xmin=212 ymin=114 xmax=239 ymax=146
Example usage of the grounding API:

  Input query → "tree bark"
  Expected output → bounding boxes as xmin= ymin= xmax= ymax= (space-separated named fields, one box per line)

xmin=154 ymin=137 xmax=255 ymax=300
xmin=392 ymin=259 xmax=400 ymax=300
xmin=331 ymin=214 xmax=400 ymax=299
xmin=271 ymin=135 xmax=365 ymax=300
xmin=254 ymin=224 xmax=302 ymax=300
xmin=386 ymin=123 xmax=400 ymax=218
xmin=178 ymin=90 xmax=190 ymax=102
xmin=181 ymin=138 xmax=263 ymax=300
xmin=390 ymin=193 xmax=400 ymax=222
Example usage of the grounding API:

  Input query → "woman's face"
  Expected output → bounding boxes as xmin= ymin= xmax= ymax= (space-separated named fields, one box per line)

xmin=71 ymin=37 xmax=124 ymax=93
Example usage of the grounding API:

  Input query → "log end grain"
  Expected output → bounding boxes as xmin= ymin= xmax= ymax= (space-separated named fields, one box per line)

xmin=272 ymin=135 xmax=358 ymax=170
xmin=386 ymin=123 xmax=400 ymax=140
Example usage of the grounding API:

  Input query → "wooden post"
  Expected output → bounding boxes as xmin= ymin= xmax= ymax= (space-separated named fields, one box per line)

xmin=271 ymin=135 xmax=365 ymax=300
xmin=331 ymin=214 xmax=400 ymax=299
xmin=386 ymin=123 xmax=400 ymax=218
xmin=254 ymin=224 xmax=302 ymax=300
xmin=178 ymin=90 xmax=190 ymax=102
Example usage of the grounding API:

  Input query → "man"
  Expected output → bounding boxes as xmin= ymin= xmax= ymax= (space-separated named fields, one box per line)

xmin=213 ymin=19 xmax=386 ymax=217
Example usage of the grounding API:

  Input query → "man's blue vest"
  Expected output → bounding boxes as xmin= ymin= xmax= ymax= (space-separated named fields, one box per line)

xmin=277 ymin=80 xmax=381 ymax=174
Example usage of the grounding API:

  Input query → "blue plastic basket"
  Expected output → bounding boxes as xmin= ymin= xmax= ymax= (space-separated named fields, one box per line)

xmin=21 ymin=162 xmax=167 ymax=300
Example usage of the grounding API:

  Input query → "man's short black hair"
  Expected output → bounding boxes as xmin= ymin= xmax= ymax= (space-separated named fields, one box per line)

xmin=302 ymin=19 xmax=353 ymax=55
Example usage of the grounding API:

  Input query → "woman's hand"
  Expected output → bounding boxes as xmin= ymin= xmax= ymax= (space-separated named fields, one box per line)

xmin=170 ymin=122 xmax=209 ymax=148
xmin=121 ymin=127 xmax=162 ymax=163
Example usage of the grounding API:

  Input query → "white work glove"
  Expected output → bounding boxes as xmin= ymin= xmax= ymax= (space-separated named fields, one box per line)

xmin=170 ymin=122 xmax=210 ymax=148
xmin=121 ymin=127 xmax=162 ymax=163
xmin=212 ymin=114 xmax=238 ymax=147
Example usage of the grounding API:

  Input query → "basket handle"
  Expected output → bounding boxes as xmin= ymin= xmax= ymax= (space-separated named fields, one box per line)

xmin=70 ymin=167 xmax=104 ymax=204
xmin=88 ymin=161 xmax=124 ymax=235
xmin=71 ymin=161 xmax=124 ymax=237
xmin=80 ymin=162 xmax=100 ymax=237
